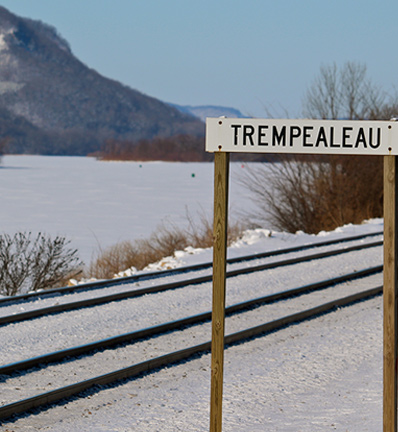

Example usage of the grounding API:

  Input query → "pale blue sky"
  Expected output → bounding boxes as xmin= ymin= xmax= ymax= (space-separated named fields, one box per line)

xmin=0 ymin=1 xmax=396 ymax=118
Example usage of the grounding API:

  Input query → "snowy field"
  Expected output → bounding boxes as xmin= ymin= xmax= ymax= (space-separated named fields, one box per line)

xmin=1 ymin=219 xmax=385 ymax=431
xmin=0 ymin=155 xmax=386 ymax=430
xmin=0 ymin=155 xmax=253 ymax=266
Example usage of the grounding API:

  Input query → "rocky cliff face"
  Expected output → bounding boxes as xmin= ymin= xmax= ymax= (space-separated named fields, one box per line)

xmin=0 ymin=7 xmax=204 ymax=155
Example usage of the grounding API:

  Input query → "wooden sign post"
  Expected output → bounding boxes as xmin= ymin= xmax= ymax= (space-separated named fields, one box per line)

xmin=206 ymin=118 xmax=398 ymax=432
xmin=383 ymin=155 xmax=398 ymax=432
xmin=210 ymin=151 xmax=229 ymax=432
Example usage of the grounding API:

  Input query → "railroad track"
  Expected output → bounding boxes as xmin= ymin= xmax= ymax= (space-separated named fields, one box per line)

xmin=0 ymin=230 xmax=382 ymax=306
xmin=0 ymin=231 xmax=383 ymax=326
xmin=0 ymin=252 xmax=383 ymax=422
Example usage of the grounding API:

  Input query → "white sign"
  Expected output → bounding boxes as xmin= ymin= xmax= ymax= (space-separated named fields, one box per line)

xmin=206 ymin=118 xmax=398 ymax=156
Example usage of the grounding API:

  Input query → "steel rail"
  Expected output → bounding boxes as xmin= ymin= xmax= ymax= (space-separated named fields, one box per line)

xmin=0 ymin=284 xmax=382 ymax=422
xmin=0 ymin=265 xmax=382 ymax=375
xmin=0 ymin=239 xmax=383 ymax=326
xmin=0 ymin=230 xmax=383 ymax=305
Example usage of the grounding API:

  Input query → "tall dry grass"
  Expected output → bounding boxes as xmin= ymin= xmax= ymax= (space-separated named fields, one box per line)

xmin=87 ymin=217 xmax=245 ymax=280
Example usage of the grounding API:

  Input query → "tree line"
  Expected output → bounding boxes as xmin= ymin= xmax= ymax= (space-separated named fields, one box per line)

xmin=97 ymin=135 xmax=212 ymax=162
xmin=96 ymin=134 xmax=276 ymax=162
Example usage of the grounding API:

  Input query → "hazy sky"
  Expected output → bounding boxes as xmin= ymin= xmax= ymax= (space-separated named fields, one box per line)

xmin=0 ymin=1 xmax=396 ymax=118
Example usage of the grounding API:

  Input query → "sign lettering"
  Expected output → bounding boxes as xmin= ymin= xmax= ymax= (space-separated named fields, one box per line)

xmin=206 ymin=118 xmax=398 ymax=155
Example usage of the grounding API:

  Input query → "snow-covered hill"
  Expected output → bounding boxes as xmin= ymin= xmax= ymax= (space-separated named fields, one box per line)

xmin=170 ymin=103 xmax=248 ymax=122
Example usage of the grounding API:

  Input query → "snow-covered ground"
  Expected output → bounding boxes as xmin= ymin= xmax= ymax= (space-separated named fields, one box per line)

xmin=2 ymin=223 xmax=385 ymax=431
xmin=3 ymin=290 xmax=383 ymax=431
xmin=136 ymin=218 xmax=383 ymax=275
xmin=0 ymin=156 xmax=386 ymax=430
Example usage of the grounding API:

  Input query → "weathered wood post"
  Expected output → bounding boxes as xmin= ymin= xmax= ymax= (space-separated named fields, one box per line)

xmin=210 ymin=151 xmax=230 ymax=432
xmin=206 ymin=117 xmax=398 ymax=431
xmin=383 ymin=154 xmax=398 ymax=432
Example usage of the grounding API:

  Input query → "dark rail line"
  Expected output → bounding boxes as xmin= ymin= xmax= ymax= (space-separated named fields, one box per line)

xmin=0 ymin=265 xmax=382 ymax=376
xmin=0 ymin=239 xmax=383 ymax=327
xmin=0 ymin=283 xmax=382 ymax=423
xmin=0 ymin=230 xmax=383 ymax=305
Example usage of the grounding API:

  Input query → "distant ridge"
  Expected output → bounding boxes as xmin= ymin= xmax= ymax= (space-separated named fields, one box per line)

xmin=0 ymin=6 xmax=204 ymax=155
xmin=170 ymin=104 xmax=248 ymax=122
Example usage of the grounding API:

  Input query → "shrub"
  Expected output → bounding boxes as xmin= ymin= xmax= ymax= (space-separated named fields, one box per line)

xmin=0 ymin=232 xmax=83 ymax=296
xmin=239 ymin=155 xmax=383 ymax=234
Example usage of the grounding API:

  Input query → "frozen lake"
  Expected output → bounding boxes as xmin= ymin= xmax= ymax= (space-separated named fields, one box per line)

xmin=0 ymin=155 xmax=254 ymax=265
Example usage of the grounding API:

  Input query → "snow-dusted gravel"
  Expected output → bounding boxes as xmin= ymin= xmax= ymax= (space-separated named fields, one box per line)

xmin=0 ymin=244 xmax=382 ymax=367
xmin=2 ymin=295 xmax=382 ymax=431
xmin=0 ymin=267 xmax=381 ymax=408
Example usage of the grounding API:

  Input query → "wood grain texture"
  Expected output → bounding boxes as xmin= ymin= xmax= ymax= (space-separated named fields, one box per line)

xmin=384 ymin=155 xmax=398 ymax=432
xmin=210 ymin=152 xmax=229 ymax=432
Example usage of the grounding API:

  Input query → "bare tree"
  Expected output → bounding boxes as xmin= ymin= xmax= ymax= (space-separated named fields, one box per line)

xmin=304 ymin=63 xmax=341 ymax=120
xmin=0 ymin=232 xmax=82 ymax=296
xmin=240 ymin=62 xmax=393 ymax=234
xmin=303 ymin=61 xmax=393 ymax=120
xmin=239 ymin=159 xmax=323 ymax=233
xmin=0 ymin=233 xmax=31 ymax=296
xmin=30 ymin=234 xmax=82 ymax=291
xmin=239 ymin=154 xmax=383 ymax=234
